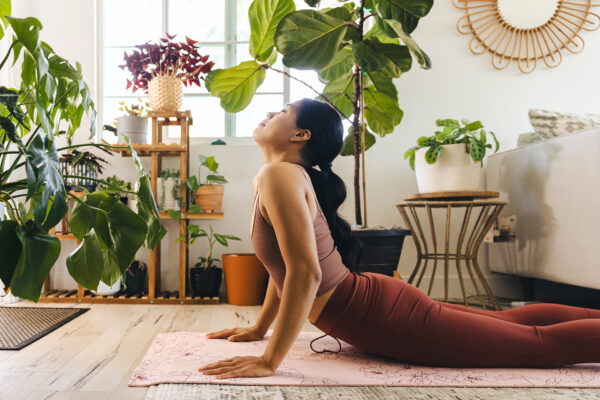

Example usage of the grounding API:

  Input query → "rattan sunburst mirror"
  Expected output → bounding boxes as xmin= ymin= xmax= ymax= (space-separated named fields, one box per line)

xmin=453 ymin=0 xmax=600 ymax=73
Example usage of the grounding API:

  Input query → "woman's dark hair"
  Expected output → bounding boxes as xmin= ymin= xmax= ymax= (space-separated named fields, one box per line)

xmin=295 ymin=98 xmax=362 ymax=274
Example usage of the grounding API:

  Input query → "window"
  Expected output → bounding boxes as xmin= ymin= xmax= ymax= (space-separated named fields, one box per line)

xmin=99 ymin=0 xmax=342 ymax=140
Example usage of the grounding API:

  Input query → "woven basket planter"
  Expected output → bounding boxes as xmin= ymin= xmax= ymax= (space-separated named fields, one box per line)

xmin=148 ymin=75 xmax=183 ymax=112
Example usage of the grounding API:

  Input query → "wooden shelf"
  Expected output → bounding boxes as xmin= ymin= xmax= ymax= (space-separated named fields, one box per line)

xmin=53 ymin=232 xmax=78 ymax=241
xmin=38 ymin=289 xmax=219 ymax=304
xmin=113 ymin=143 xmax=186 ymax=157
xmin=159 ymin=211 xmax=224 ymax=220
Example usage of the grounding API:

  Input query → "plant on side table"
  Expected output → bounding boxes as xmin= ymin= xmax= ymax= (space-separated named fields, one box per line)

xmin=404 ymin=118 xmax=500 ymax=193
xmin=115 ymin=98 xmax=150 ymax=144
xmin=186 ymin=155 xmax=228 ymax=212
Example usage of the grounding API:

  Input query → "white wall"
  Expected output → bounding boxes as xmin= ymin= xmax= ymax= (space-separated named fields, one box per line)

xmin=13 ymin=0 xmax=600 ymax=299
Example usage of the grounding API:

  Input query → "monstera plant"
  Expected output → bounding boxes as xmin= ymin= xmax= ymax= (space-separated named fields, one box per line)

xmin=0 ymin=5 xmax=166 ymax=302
xmin=207 ymin=0 xmax=433 ymax=225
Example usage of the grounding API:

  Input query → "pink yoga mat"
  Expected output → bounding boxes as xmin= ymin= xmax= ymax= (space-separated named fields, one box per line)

xmin=129 ymin=330 xmax=600 ymax=387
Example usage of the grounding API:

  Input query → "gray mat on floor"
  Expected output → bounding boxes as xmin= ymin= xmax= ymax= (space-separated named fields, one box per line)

xmin=144 ymin=383 xmax=600 ymax=400
xmin=0 ymin=306 xmax=89 ymax=350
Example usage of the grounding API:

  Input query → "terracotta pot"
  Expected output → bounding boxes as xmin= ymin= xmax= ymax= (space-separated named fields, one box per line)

xmin=194 ymin=184 xmax=224 ymax=212
xmin=222 ymin=253 xmax=269 ymax=305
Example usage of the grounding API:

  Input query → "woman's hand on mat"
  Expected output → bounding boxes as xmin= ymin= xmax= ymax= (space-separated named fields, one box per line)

xmin=205 ymin=326 xmax=265 ymax=342
xmin=198 ymin=355 xmax=274 ymax=379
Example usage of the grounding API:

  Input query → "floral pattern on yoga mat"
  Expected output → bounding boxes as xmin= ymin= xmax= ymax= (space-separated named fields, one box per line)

xmin=129 ymin=330 xmax=600 ymax=387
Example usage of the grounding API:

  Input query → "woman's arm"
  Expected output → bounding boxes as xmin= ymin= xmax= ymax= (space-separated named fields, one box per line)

xmin=258 ymin=163 xmax=322 ymax=371
xmin=254 ymin=276 xmax=280 ymax=336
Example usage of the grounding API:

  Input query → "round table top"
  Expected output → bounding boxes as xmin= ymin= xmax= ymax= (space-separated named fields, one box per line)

xmin=404 ymin=190 xmax=499 ymax=201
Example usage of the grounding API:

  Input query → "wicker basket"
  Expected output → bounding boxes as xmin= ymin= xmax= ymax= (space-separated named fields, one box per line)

xmin=148 ymin=75 xmax=183 ymax=112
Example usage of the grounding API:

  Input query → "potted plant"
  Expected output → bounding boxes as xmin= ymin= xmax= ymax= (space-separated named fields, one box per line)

xmin=0 ymin=11 xmax=166 ymax=302
xmin=60 ymin=149 xmax=110 ymax=192
xmin=121 ymin=260 xmax=148 ymax=295
xmin=222 ymin=253 xmax=269 ymax=305
xmin=186 ymin=155 xmax=228 ymax=212
xmin=115 ymin=98 xmax=150 ymax=144
xmin=97 ymin=175 xmax=134 ymax=205
xmin=185 ymin=225 xmax=241 ymax=298
xmin=157 ymin=168 xmax=181 ymax=211
xmin=404 ymin=118 xmax=500 ymax=193
xmin=120 ymin=34 xmax=215 ymax=112
xmin=206 ymin=0 xmax=433 ymax=274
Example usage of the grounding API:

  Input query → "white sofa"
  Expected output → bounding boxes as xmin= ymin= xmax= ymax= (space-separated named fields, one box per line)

xmin=485 ymin=127 xmax=600 ymax=290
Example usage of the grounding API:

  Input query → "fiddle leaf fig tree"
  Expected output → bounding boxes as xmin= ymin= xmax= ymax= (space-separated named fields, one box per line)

xmin=0 ymin=8 xmax=166 ymax=302
xmin=207 ymin=0 xmax=433 ymax=226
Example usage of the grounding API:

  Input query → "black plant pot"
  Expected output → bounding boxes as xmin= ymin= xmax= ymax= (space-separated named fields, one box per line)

xmin=351 ymin=229 xmax=412 ymax=276
xmin=190 ymin=267 xmax=222 ymax=297
xmin=124 ymin=269 xmax=147 ymax=295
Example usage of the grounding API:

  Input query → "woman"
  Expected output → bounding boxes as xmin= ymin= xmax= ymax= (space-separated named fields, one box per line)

xmin=198 ymin=99 xmax=600 ymax=379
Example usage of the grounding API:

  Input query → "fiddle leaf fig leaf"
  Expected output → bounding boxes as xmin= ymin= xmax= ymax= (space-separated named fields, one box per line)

xmin=317 ymin=47 xmax=353 ymax=83
xmin=275 ymin=9 xmax=348 ymax=70
xmin=340 ymin=124 xmax=376 ymax=156
xmin=372 ymin=0 xmax=433 ymax=34
xmin=363 ymin=86 xmax=404 ymax=135
xmin=249 ymin=0 xmax=295 ymax=62
xmin=376 ymin=16 xmax=431 ymax=69
xmin=321 ymin=72 xmax=354 ymax=117
xmin=353 ymin=37 xmax=411 ymax=77
xmin=208 ymin=61 xmax=266 ymax=113
xmin=365 ymin=71 xmax=398 ymax=100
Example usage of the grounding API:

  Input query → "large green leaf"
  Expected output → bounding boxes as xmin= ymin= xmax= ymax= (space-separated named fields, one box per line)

xmin=376 ymin=16 xmax=431 ymax=69
xmin=0 ymin=0 xmax=10 ymax=40
xmin=317 ymin=47 xmax=353 ymax=83
xmin=69 ymin=192 xmax=108 ymax=240
xmin=363 ymin=85 xmax=403 ymax=135
xmin=248 ymin=0 xmax=295 ymax=61
xmin=10 ymin=220 xmax=60 ymax=302
xmin=372 ymin=0 xmax=433 ymax=34
xmin=321 ymin=72 xmax=354 ymax=117
xmin=6 ymin=16 xmax=42 ymax=53
xmin=208 ymin=61 xmax=266 ymax=113
xmin=365 ymin=71 xmax=398 ymax=100
xmin=275 ymin=9 xmax=348 ymax=70
xmin=137 ymin=175 xmax=167 ymax=249
xmin=353 ymin=37 xmax=411 ymax=77
xmin=66 ymin=229 xmax=104 ymax=290
xmin=364 ymin=21 xmax=400 ymax=45
xmin=0 ymin=219 xmax=21 ymax=291
xmin=340 ymin=124 xmax=376 ymax=156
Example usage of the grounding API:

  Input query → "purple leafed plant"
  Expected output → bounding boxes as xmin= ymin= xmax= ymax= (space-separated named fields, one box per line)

xmin=119 ymin=33 xmax=215 ymax=93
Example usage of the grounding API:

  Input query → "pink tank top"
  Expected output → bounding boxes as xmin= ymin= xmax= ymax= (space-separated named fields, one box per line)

xmin=250 ymin=164 xmax=350 ymax=298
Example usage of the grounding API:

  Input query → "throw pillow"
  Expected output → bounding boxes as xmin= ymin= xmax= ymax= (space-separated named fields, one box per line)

xmin=528 ymin=108 xmax=600 ymax=138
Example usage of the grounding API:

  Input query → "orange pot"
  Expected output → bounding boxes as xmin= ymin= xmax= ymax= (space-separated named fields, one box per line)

xmin=194 ymin=184 xmax=224 ymax=212
xmin=222 ymin=253 xmax=269 ymax=305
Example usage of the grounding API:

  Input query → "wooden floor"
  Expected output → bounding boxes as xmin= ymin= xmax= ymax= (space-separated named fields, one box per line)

xmin=0 ymin=300 xmax=320 ymax=400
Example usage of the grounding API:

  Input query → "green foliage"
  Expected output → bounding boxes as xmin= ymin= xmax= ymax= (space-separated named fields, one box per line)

xmin=189 ymin=225 xmax=241 ymax=269
xmin=0 ymin=11 xmax=165 ymax=301
xmin=404 ymin=118 xmax=500 ymax=170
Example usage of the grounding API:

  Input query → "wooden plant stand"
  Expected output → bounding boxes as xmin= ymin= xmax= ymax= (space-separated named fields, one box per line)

xmin=42 ymin=111 xmax=223 ymax=304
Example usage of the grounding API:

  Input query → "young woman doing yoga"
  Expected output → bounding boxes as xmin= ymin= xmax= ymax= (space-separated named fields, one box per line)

xmin=198 ymin=99 xmax=600 ymax=379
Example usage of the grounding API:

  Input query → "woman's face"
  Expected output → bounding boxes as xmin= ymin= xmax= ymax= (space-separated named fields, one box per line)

xmin=253 ymin=100 xmax=308 ymax=149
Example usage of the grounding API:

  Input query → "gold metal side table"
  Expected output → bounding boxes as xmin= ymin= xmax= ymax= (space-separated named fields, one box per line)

xmin=396 ymin=191 xmax=506 ymax=310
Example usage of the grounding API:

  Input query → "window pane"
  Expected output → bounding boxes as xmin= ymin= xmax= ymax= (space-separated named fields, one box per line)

xmin=182 ymin=45 xmax=226 ymax=95
xmin=235 ymin=94 xmax=284 ymax=137
xmin=182 ymin=96 xmax=225 ymax=138
xmin=236 ymin=44 xmax=283 ymax=93
xmin=289 ymin=68 xmax=324 ymax=102
xmin=237 ymin=0 xmax=253 ymax=41
xmin=104 ymin=47 xmax=138 ymax=97
xmin=104 ymin=0 xmax=162 ymax=46
xmin=168 ymin=0 xmax=225 ymax=42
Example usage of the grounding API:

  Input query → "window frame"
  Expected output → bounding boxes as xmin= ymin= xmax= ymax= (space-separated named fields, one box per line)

xmin=96 ymin=0 xmax=290 ymax=143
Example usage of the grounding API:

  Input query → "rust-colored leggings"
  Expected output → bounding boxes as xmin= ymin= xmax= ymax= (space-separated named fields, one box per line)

xmin=313 ymin=271 xmax=600 ymax=367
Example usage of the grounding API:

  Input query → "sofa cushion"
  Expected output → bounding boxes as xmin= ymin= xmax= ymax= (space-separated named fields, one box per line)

xmin=528 ymin=108 xmax=600 ymax=138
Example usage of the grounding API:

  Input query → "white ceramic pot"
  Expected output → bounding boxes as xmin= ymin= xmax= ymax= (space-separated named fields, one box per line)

xmin=92 ymin=278 xmax=122 ymax=296
xmin=0 ymin=203 xmax=4 ymax=221
xmin=157 ymin=177 xmax=180 ymax=211
xmin=414 ymin=143 xmax=482 ymax=193
xmin=117 ymin=115 xmax=148 ymax=144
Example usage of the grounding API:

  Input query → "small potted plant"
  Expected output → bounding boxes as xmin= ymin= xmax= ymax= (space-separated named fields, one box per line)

xmin=115 ymin=98 xmax=150 ymax=144
xmin=60 ymin=149 xmax=110 ymax=192
xmin=183 ymin=225 xmax=241 ymax=298
xmin=187 ymin=155 xmax=228 ymax=212
xmin=120 ymin=34 xmax=215 ymax=112
xmin=157 ymin=168 xmax=181 ymax=211
xmin=121 ymin=260 xmax=148 ymax=295
xmin=98 ymin=175 xmax=133 ymax=205
xmin=404 ymin=118 xmax=500 ymax=193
